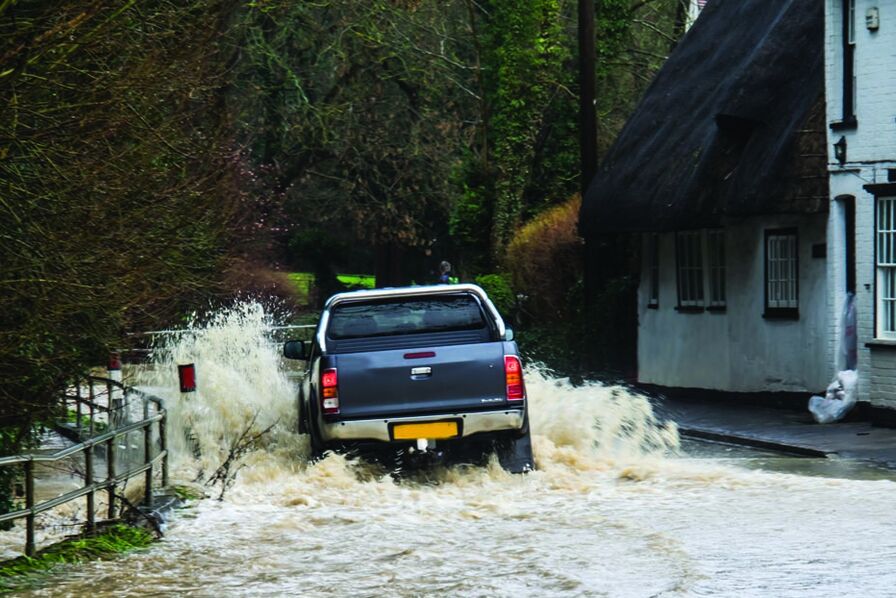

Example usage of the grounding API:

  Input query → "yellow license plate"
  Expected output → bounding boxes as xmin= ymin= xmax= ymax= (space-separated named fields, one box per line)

xmin=393 ymin=421 xmax=459 ymax=440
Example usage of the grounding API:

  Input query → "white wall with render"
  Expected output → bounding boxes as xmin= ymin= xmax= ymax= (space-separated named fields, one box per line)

xmin=826 ymin=0 xmax=896 ymax=408
xmin=687 ymin=0 xmax=707 ymax=30
xmin=637 ymin=214 xmax=831 ymax=393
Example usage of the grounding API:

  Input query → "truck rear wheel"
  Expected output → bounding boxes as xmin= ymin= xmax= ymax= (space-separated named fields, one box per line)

xmin=308 ymin=421 xmax=327 ymax=460
xmin=297 ymin=390 xmax=307 ymax=435
xmin=306 ymin=398 xmax=327 ymax=460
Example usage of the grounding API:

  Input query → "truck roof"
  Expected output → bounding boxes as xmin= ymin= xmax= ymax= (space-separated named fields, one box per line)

xmin=317 ymin=284 xmax=506 ymax=352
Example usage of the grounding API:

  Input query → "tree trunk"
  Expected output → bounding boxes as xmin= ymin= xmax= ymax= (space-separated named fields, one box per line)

xmin=578 ymin=0 xmax=597 ymax=197
xmin=374 ymin=243 xmax=406 ymax=288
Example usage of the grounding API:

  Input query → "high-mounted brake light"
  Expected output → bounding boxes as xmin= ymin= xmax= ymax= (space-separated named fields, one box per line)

xmin=321 ymin=368 xmax=339 ymax=414
xmin=504 ymin=355 xmax=525 ymax=401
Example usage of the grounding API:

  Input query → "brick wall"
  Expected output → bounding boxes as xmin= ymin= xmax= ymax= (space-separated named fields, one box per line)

xmin=826 ymin=0 xmax=896 ymax=408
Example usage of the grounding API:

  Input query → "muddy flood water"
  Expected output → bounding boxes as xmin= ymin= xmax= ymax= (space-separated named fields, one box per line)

xmin=11 ymin=305 xmax=896 ymax=597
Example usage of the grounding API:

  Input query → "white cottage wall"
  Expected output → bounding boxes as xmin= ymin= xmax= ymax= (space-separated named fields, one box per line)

xmin=637 ymin=231 xmax=730 ymax=389
xmin=826 ymin=0 xmax=896 ymax=408
xmin=637 ymin=214 xmax=830 ymax=393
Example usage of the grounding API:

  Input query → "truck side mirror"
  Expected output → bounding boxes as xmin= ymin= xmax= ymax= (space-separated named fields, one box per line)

xmin=283 ymin=340 xmax=306 ymax=360
xmin=504 ymin=327 xmax=514 ymax=341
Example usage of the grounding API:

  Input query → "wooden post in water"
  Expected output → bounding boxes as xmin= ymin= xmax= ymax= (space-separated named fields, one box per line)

xmin=24 ymin=461 xmax=34 ymax=557
xmin=107 ymin=437 xmax=116 ymax=519
xmin=88 ymin=380 xmax=96 ymax=436
xmin=159 ymin=407 xmax=169 ymax=487
xmin=76 ymin=383 xmax=83 ymax=431
xmin=108 ymin=353 xmax=123 ymax=427
xmin=85 ymin=445 xmax=95 ymax=533
xmin=143 ymin=400 xmax=152 ymax=507
xmin=578 ymin=0 xmax=597 ymax=197
xmin=106 ymin=378 xmax=115 ymax=428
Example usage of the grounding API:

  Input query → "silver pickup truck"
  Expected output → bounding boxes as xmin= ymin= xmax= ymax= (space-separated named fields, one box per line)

xmin=283 ymin=284 xmax=533 ymax=472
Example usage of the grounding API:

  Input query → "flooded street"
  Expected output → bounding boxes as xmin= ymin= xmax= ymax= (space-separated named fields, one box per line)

xmin=12 ymin=305 xmax=896 ymax=597
xmin=19 ymin=437 xmax=896 ymax=597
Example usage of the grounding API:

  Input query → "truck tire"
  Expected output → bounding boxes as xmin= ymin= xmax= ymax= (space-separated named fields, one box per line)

xmin=306 ymin=396 xmax=327 ymax=460
xmin=497 ymin=428 xmax=534 ymax=473
xmin=297 ymin=389 xmax=307 ymax=435
xmin=309 ymin=425 xmax=326 ymax=460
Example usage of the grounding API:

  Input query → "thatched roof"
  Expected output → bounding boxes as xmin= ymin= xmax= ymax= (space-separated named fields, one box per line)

xmin=579 ymin=0 xmax=827 ymax=236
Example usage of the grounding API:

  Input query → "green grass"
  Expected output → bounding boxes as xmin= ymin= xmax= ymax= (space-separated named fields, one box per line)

xmin=287 ymin=272 xmax=315 ymax=303
xmin=0 ymin=524 xmax=155 ymax=590
xmin=288 ymin=272 xmax=375 ymax=298
xmin=336 ymin=273 xmax=375 ymax=288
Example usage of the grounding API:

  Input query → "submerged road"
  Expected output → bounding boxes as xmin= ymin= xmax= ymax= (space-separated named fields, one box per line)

xmin=15 ymin=392 xmax=896 ymax=597
xmin=12 ymin=307 xmax=894 ymax=597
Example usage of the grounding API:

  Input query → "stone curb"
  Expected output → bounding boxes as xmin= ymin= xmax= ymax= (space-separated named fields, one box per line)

xmin=678 ymin=426 xmax=830 ymax=458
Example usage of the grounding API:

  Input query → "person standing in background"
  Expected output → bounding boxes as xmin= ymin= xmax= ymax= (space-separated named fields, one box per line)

xmin=438 ymin=260 xmax=452 ymax=284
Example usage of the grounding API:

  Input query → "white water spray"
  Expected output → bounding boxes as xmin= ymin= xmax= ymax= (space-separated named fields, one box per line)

xmin=137 ymin=302 xmax=680 ymax=489
xmin=137 ymin=303 xmax=300 ymax=482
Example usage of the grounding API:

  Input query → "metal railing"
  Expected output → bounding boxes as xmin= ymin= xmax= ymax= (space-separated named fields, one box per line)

xmin=0 ymin=377 xmax=168 ymax=557
xmin=121 ymin=323 xmax=319 ymax=359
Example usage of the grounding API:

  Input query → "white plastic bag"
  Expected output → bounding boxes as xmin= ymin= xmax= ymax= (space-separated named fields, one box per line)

xmin=839 ymin=293 xmax=857 ymax=371
xmin=809 ymin=369 xmax=858 ymax=424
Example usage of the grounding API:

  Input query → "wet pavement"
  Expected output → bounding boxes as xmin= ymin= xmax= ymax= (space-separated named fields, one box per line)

xmin=680 ymin=438 xmax=896 ymax=481
xmin=654 ymin=395 xmax=896 ymax=469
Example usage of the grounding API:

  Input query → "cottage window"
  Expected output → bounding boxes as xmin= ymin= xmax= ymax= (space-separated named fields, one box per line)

xmin=764 ymin=229 xmax=799 ymax=317
xmin=676 ymin=231 xmax=704 ymax=308
xmin=876 ymin=197 xmax=896 ymax=339
xmin=837 ymin=0 xmax=857 ymax=127
xmin=847 ymin=0 xmax=855 ymax=43
xmin=648 ymin=234 xmax=659 ymax=308
xmin=707 ymin=230 xmax=726 ymax=308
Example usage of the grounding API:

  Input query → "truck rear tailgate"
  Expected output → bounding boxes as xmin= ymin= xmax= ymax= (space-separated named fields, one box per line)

xmin=335 ymin=342 xmax=507 ymax=419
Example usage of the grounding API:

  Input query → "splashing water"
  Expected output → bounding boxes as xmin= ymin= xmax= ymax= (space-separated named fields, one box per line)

xmin=526 ymin=368 xmax=679 ymax=473
xmin=137 ymin=302 xmax=679 ymax=485
xmin=13 ymin=303 xmax=896 ymax=597
xmin=137 ymin=303 xmax=300 ymax=481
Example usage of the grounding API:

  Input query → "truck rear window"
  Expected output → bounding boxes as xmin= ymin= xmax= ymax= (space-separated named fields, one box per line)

xmin=327 ymin=295 xmax=488 ymax=339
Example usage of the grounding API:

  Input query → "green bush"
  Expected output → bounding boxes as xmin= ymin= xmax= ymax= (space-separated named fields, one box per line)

xmin=474 ymin=273 xmax=516 ymax=319
xmin=504 ymin=196 xmax=583 ymax=320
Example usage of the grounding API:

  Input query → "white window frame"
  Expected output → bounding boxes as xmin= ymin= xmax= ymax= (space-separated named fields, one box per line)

xmin=706 ymin=230 xmax=726 ymax=309
xmin=876 ymin=197 xmax=896 ymax=339
xmin=847 ymin=0 xmax=856 ymax=44
xmin=676 ymin=231 xmax=704 ymax=308
xmin=764 ymin=229 xmax=799 ymax=316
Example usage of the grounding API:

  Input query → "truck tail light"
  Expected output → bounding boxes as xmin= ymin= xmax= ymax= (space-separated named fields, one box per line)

xmin=504 ymin=355 xmax=525 ymax=401
xmin=321 ymin=368 xmax=339 ymax=414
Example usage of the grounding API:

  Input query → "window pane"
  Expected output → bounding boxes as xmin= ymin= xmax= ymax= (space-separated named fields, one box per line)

xmin=767 ymin=232 xmax=798 ymax=310
xmin=707 ymin=230 xmax=725 ymax=305
xmin=848 ymin=0 xmax=855 ymax=44
xmin=883 ymin=268 xmax=896 ymax=333
xmin=694 ymin=234 xmax=703 ymax=301
xmin=676 ymin=231 xmax=704 ymax=306
xmin=328 ymin=296 xmax=486 ymax=339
